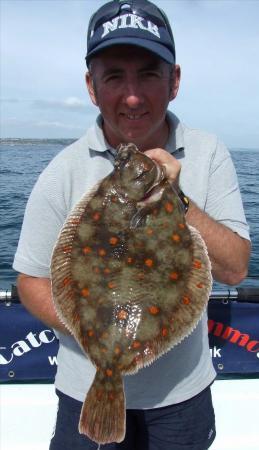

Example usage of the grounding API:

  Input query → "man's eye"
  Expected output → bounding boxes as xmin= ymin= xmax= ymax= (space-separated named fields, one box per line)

xmin=104 ymin=74 xmax=122 ymax=83
xmin=141 ymin=71 xmax=160 ymax=79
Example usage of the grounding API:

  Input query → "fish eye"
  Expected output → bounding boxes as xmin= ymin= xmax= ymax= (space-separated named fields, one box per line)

xmin=115 ymin=146 xmax=132 ymax=168
xmin=115 ymin=146 xmax=132 ymax=167
xmin=120 ymin=148 xmax=130 ymax=161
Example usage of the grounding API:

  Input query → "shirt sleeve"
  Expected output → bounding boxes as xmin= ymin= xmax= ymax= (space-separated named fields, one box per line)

xmin=205 ymin=140 xmax=250 ymax=240
xmin=13 ymin=168 xmax=67 ymax=278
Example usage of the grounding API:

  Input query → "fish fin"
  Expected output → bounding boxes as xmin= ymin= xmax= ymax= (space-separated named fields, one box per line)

xmin=130 ymin=208 xmax=148 ymax=228
xmin=172 ymin=224 xmax=212 ymax=338
xmin=131 ymin=181 xmax=167 ymax=228
xmin=130 ymin=204 xmax=155 ymax=229
xmin=166 ymin=223 xmax=212 ymax=344
xmin=50 ymin=180 xmax=104 ymax=334
xmin=79 ymin=369 xmax=125 ymax=445
xmin=187 ymin=224 xmax=212 ymax=295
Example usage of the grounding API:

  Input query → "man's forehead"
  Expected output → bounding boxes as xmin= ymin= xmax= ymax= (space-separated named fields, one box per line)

xmin=90 ymin=44 xmax=168 ymax=70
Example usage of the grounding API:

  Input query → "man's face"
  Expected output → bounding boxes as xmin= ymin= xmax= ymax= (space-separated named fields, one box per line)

xmin=86 ymin=45 xmax=180 ymax=151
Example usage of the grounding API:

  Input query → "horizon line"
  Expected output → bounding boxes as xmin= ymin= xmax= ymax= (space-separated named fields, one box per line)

xmin=1 ymin=137 xmax=259 ymax=152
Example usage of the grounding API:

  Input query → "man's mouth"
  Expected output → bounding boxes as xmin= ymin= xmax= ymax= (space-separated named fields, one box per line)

xmin=122 ymin=113 xmax=147 ymax=120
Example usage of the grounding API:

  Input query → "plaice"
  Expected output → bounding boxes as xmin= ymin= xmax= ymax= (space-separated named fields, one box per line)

xmin=51 ymin=143 xmax=212 ymax=444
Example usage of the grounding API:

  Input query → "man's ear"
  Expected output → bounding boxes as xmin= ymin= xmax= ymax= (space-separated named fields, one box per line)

xmin=85 ymin=72 xmax=98 ymax=106
xmin=170 ymin=64 xmax=181 ymax=101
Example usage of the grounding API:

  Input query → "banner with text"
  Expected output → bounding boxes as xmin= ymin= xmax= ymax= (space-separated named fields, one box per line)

xmin=0 ymin=300 xmax=258 ymax=382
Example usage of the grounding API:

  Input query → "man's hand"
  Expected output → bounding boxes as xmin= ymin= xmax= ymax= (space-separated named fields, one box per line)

xmin=144 ymin=148 xmax=181 ymax=186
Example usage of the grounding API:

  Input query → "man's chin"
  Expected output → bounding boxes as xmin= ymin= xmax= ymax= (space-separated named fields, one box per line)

xmin=119 ymin=131 xmax=148 ymax=148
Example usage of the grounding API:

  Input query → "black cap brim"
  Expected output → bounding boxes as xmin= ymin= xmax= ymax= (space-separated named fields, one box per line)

xmin=86 ymin=37 xmax=175 ymax=66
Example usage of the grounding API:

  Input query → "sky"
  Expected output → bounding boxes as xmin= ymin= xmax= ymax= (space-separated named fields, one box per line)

xmin=1 ymin=0 xmax=259 ymax=148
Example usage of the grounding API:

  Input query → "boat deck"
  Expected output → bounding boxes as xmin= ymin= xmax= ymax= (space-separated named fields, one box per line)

xmin=1 ymin=378 xmax=259 ymax=450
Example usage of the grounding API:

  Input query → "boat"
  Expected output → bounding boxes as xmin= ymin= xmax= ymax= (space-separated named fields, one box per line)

xmin=1 ymin=284 xmax=259 ymax=449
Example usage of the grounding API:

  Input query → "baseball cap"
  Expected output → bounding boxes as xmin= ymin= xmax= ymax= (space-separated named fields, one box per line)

xmin=86 ymin=0 xmax=175 ymax=66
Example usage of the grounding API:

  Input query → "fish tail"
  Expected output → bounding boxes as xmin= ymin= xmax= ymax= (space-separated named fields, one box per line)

xmin=79 ymin=368 xmax=125 ymax=444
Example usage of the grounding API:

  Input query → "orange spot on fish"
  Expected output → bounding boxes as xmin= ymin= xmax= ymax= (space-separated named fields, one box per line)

xmin=98 ymin=248 xmax=106 ymax=256
xmin=183 ymin=295 xmax=191 ymax=305
xmin=133 ymin=355 xmax=142 ymax=366
xmin=117 ymin=309 xmax=128 ymax=320
xmin=62 ymin=277 xmax=71 ymax=286
xmin=87 ymin=329 xmax=94 ymax=337
xmin=171 ymin=233 xmax=181 ymax=242
xmin=93 ymin=212 xmax=101 ymax=221
xmin=146 ymin=228 xmax=153 ymax=235
xmin=132 ymin=341 xmax=141 ymax=349
xmin=103 ymin=267 xmax=111 ymax=274
xmin=165 ymin=202 xmax=174 ymax=213
xmin=145 ymin=258 xmax=154 ymax=268
xmin=93 ymin=267 xmax=100 ymax=274
xmin=193 ymin=259 xmax=202 ymax=269
xmin=62 ymin=246 xmax=71 ymax=253
xmin=96 ymin=390 xmax=103 ymax=401
xmin=101 ymin=347 xmax=107 ymax=353
xmin=83 ymin=246 xmax=92 ymax=254
xmin=161 ymin=327 xmax=168 ymax=337
xmin=108 ymin=281 xmax=117 ymax=289
xmin=109 ymin=392 xmax=115 ymax=401
xmin=178 ymin=223 xmax=186 ymax=229
xmin=70 ymin=218 xmax=80 ymax=225
xmin=127 ymin=257 xmax=133 ymax=264
xmin=117 ymin=310 xmax=128 ymax=320
xmin=109 ymin=236 xmax=118 ymax=245
xmin=169 ymin=271 xmax=179 ymax=281
xmin=114 ymin=346 xmax=121 ymax=355
xmin=149 ymin=305 xmax=160 ymax=315
xmin=81 ymin=288 xmax=90 ymax=297
xmin=196 ymin=282 xmax=204 ymax=289
xmin=106 ymin=369 xmax=113 ymax=377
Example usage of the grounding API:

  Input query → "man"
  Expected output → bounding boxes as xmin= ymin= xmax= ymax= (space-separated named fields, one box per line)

xmin=13 ymin=0 xmax=250 ymax=449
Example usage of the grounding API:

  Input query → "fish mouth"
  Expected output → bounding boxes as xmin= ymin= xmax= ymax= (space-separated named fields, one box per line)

xmin=138 ymin=163 xmax=166 ymax=205
xmin=141 ymin=182 xmax=166 ymax=204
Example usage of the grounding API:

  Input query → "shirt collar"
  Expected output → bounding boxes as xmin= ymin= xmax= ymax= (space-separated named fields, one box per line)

xmin=86 ymin=111 xmax=185 ymax=156
xmin=86 ymin=115 xmax=109 ymax=151
xmin=165 ymin=110 xmax=185 ymax=155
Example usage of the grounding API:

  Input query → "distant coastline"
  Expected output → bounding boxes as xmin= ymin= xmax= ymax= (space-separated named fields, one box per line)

xmin=231 ymin=147 xmax=259 ymax=152
xmin=0 ymin=138 xmax=77 ymax=146
xmin=0 ymin=138 xmax=258 ymax=152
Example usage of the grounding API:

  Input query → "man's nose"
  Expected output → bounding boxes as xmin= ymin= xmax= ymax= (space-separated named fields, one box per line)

xmin=125 ymin=94 xmax=143 ymax=108
xmin=123 ymin=78 xmax=144 ymax=108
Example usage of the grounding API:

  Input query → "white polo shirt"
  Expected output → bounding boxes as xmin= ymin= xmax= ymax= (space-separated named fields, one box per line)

xmin=13 ymin=111 xmax=249 ymax=407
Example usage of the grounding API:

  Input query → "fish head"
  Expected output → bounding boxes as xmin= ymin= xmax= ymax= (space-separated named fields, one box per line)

xmin=114 ymin=143 xmax=165 ymax=201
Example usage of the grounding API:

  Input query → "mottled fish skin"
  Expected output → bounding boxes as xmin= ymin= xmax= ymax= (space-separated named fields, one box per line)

xmin=51 ymin=143 xmax=212 ymax=444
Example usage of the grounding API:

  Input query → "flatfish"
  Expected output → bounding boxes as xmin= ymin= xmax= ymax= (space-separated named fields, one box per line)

xmin=51 ymin=143 xmax=212 ymax=444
